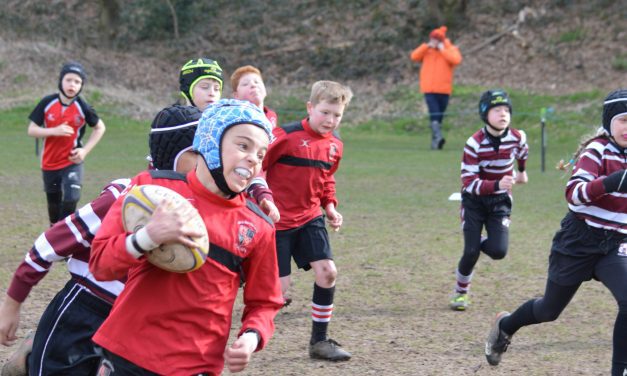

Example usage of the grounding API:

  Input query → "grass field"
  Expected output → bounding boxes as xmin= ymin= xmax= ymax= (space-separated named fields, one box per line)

xmin=0 ymin=88 xmax=617 ymax=375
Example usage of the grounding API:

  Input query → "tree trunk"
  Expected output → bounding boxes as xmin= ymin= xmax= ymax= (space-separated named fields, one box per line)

xmin=98 ymin=0 xmax=120 ymax=47
xmin=164 ymin=0 xmax=180 ymax=40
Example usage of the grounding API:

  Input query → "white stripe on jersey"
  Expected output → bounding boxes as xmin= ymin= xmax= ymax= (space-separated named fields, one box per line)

xmin=108 ymin=179 xmax=131 ymax=198
xmin=479 ymin=159 xmax=514 ymax=167
xmin=477 ymin=143 xmax=517 ymax=153
xmin=569 ymin=182 xmax=588 ymax=205
xmin=604 ymin=154 xmax=626 ymax=163
xmin=466 ymin=137 xmax=480 ymax=150
xmin=77 ymin=203 xmax=102 ymax=237
xmin=66 ymin=258 xmax=124 ymax=297
xmin=34 ymin=233 xmax=65 ymax=262
xmin=568 ymin=204 xmax=627 ymax=232
xmin=461 ymin=163 xmax=479 ymax=173
xmin=483 ymin=166 xmax=514 ymax=174
xmin=463 ymin=147 xmax=478 ymax=158
xmin=66 ymin=215 xmax=90 ymax=248
xmin=24 ymin=253 xmax=46 ymax=272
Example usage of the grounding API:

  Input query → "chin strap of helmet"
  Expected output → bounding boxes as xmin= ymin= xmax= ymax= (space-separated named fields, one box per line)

xmin=209 ymin=167 xmax=237 ymax=199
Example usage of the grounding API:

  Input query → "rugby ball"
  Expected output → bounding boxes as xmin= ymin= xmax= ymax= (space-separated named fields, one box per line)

xmin=121 ymin=184 xmax=209 ymax=273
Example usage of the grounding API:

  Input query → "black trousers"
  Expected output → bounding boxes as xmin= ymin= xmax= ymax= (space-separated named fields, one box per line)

xmin=501 ymin=213 xmax=627 ymax=375
xmin=458 ymin=193 xmax=511 ymax=276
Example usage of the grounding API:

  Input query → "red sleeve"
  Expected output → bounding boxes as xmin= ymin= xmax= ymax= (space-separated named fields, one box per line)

xmin=89 ymin=176 xmax=147 ymax=281
xmin=238 ymin=226 xmax=283 ymax=349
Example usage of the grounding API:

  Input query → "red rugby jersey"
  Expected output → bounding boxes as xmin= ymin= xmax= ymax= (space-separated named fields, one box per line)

xmin=461 ymin=127 xmax=529 ymax=196
xmin=29 ymin=94 xmax=100 ymax=170
xmin=263 ymin=106 xmax=278 ymax=129
xmin=90 ymin=170 xmax=282 ymax=376
xmin=262 ymin=118 xmax=342 ymax=230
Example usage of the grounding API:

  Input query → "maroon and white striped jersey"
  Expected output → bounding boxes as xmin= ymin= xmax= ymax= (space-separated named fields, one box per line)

xmin=566 ymin=137 xmax=627 ymax=233
xmin=461 ymin=127 xmax=529 ymax=195
xmin=6 ymin=179 xmax=129 ymax=304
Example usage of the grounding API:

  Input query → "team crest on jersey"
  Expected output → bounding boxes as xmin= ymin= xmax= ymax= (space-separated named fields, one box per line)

xmin=329 ymin=143 xmax=338 ymax=161
xmin=618 ymin=243 xmax=627 ymax=257
xmin=236 ymin=220 xmax=257 ymax=253
xmin=300 ymin=138 xmax=310 ymax=147
xmin=47 ymin=113 xmax=56 ymax=122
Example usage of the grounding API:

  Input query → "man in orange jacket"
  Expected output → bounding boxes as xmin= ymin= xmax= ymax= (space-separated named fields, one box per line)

xmin=410 ymin=26 xmax=462 ymax=150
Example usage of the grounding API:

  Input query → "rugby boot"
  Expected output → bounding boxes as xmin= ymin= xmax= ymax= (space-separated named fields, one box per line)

xmin=485 ymin=311 xmax=512 ymax=366
xmin=449 ymin=292 xmax=470 ymax=311
xmin=309 ymin=338 xmax=351 ymax=361
xmin=430 ymin=120 xmax=446 ymax=150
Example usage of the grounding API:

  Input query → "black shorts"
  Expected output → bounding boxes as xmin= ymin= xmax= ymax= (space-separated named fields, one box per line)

xmin=548 ymin=212 xmax=627 ymax=286
xmin=42 ymin=163 xmax=83 ymax=201
xmin=276 ymin=216 xmax=333 ymax=277
xmin=29 ymin=279 xmax=112 ymax=375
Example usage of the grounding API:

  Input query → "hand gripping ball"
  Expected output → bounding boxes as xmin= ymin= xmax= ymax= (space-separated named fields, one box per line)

xmin=122 ymin=185 xmax=209 ymax=273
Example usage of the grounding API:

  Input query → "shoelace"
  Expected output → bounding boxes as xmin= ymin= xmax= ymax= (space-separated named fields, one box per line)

xmin=494 ymin=332 xmax=511 ymax=353
xmin=326 ymin=338 xmax=343 ymax=347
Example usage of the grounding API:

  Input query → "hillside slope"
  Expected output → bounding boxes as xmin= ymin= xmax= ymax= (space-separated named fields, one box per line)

xmin=0 ymin=0 xmax=624 ymax=118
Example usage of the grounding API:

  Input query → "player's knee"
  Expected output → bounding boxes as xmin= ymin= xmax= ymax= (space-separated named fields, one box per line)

xmin=491 ymin=249 xmax=508 ymax=260
xmin=324 ymin=269 xmax=337 ymax=285
xmin=65 ymin=184 xmax=82 ymax=202
xmin=484 ymin=246 xmax=508 ymax=260
xmin=318 ymin=265 xmax=337 ymax=285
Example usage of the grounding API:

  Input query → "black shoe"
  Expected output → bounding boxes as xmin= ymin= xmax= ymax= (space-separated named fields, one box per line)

xmin=485 ymin=312 xmax=512 ymax=366
xmin=438 ymin=138 xmax=446 ymax=149
xmin=309 ymin=339 xmax=351 ymax=361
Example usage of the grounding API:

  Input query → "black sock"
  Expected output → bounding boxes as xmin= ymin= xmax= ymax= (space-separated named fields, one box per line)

xmin=46 ymin=192 xmax=63 ymax=224
xmin=61 ymin=200 xmax=78 ymax=219
xmin=311 ymin=283 xmax=334 ymax=344
xmin=500 ymin=299 xmax=537 ymax=336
